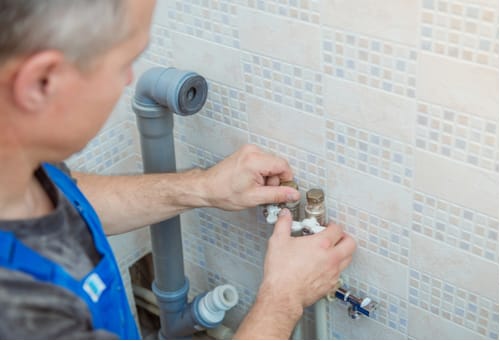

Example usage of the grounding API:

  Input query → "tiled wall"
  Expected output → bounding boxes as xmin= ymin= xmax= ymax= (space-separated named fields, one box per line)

xmin=71 ymin=0 xmax=498 ymax=339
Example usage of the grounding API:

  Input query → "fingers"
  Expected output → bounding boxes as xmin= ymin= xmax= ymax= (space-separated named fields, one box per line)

xmin=271 ymin=208 xmax=293 ymax=239
xmin=265 ymin=175 xmax=281 ymax=186
xmin=316 ymin=222 xmax=344 ymax=249
xmin=250 ymin=186 xmax=300 ymax=206
xmin=246 ymin=151 xmax=294 ymax=183
xmin=332 ymin=234 xmax=357 ymax=263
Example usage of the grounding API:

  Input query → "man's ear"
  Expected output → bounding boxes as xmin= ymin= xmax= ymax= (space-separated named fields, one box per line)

xmin=12 ymin=50 xmax=66 ymax=112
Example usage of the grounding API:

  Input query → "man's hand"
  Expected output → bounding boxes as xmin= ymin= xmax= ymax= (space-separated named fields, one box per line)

xmin=234 ymin=208 xmax=356 ymax=339
xmin=202 ymin=144 xmax=300 ymax=210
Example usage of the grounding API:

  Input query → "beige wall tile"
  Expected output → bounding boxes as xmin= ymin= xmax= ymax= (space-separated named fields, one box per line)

xmin=171 ymin=33 xmax=243 ymax=89
xmin=174 ymin=139 xmax=197 ymax=172
xmin=179 ymin=210 xmax=201 ymax=236
xmin=204 ymin=245 xmax=262 ymax=291
xmin=176 ymin=115 xmax=249 ymax=157
xmin=466 ymin=0 xmax=499 ymax=6
xmin=329 ymin=301 xmax=407 ymax=339
xmin=408 ymin=305 xmax=487 ymax=339
xmin=203 ymin=207 xmax=260 ymax=230
xmin=109 ymin=226 xmax=151 ymax=263
xmin=411 ymin=233 xmax=499 ymax=301
xmin=414 ymin=150 xmax=498 ymax=218
xmin=327 ymin=163 xmax=412 ymax=225
xmin=184 ymin=261 xmax=209 ymax=295
xmin=247 ymin=95 xmax=325 ymax=154
xmin=346 ymin=248 xmax=408 ymax=298
xmin=417 ymin=53 xmax=499 ymax=121
xmin=320 ymin=0 xmax=419 ymax=46
xmin=237 ymin=8 xmax=321 ymax=70
xmin=105 ymin=153 xmax=142 ymax=175
xmin=152 ymin=0 xmax=168 ymax=24
xmin=324 ymin=76 xmax=416 ymax=143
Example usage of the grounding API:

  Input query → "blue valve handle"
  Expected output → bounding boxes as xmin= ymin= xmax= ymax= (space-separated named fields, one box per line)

xmin=334 ymin=287 xmax=376 ymax=318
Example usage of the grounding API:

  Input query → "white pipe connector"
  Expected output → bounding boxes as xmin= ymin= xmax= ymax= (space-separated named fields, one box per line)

xmin=198 ymin=285 xmax=239 ymax=325
xmin=265 ymin=204 xmax=282 ymax=224
xmin=266 ymin=204 xmax=326 ymax=234
xmin=292 ymin=217 xmax=325 ymax=234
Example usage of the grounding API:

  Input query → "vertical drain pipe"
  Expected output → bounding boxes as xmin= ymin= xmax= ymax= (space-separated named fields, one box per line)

xmin=132 ymin=67 xmax=238 ymax=338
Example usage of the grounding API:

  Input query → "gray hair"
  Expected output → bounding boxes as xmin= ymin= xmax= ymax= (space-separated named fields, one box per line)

xmin=0 ymin=0 xmax=129 ymax=68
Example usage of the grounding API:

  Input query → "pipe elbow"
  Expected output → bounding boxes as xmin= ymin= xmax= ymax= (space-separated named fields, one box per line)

xmin=133 ymin=67 xmax=208 ymax=116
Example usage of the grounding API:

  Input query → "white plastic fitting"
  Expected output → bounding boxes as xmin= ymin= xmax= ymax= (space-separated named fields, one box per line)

xmin=266 ymin=204 xmax=326 ymax=234
xmin=292 ymin=217 xmax=326 ymax=234
xmin=198 ymin=285 xmax=239 ymax=324
xmin=361 ymin=297 xmax=372 ymax=308
xmin=265 ymin=204 xmax=282 ymax=224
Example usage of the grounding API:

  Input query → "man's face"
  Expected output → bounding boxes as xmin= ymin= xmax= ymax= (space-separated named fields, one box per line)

xmin=52 ymin=0 xmax=155 ymax=156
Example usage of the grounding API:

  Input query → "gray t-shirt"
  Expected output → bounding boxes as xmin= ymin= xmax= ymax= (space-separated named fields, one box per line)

xmin=0 ymin=164 xmax=118 ymax=339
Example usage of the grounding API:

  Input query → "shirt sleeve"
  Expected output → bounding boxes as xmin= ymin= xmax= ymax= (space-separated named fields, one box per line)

xmin=0 ymin=268 xmax=118 ymax=340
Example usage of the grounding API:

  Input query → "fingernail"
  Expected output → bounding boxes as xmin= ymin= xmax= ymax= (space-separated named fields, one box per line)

xmin=287 ymin=191 xmax=299 ymax=201
xmin=279 ymin=208 xmax=290 ymax=216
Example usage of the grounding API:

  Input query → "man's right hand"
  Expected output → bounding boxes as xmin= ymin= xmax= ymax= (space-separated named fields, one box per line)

xmin=262 ymin=207 xmax=356 ymax=310
xmin=234 ymin=208 xmax=356 ymax=339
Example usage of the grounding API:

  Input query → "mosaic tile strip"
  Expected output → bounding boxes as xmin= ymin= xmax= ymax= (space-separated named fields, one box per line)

xmin=409 ymin=268 xmax=499 ymax=338
xmin=337 ymin=274 xmax=409 ymax=334
xmin=328 ymin=198 xmax=411 ymax=265
xmin=412 ymin=191 xmax=499 ymax=262
xmin=242 ymin=53 xmax=324 ymax=116
xmin=182 ymin=233 xmax=208 ymax=269
xmin=326 ymin=120 xmax=414 ymax=188
xmin=323 ymin=28 xmax=418 ymax=98
xmin=172 ymin=135 xmax=225 ymax=168
xmin=416 ymin=101 xmax=499 ymax=172
xmin=237 ymin=0 xmax=321 ymax=24
xmin=67 ymin=120 xmax=138 ymax=173
xmin=421 ymin=0 xmax=499 ymax=68
xmin=200 ymin=81 xmax=249 ymax=130
xmin=249 ymin=133 xmax=327 ymax=192
xmin=198 ymin=210 xmax=267 ymax=267
xmin=143 ymin=24 xmax=173 ymax=66
xmin=163 ymin=0 xmax=240 ymax=48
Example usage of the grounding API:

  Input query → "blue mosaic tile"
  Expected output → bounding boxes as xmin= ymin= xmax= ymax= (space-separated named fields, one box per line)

xmin=420 ymin=0 xmax=499 ymax=67
xmin=242 ymin=53 xmax=324 ymax=116
xmin=412 ymin=191 xmax=498 ymax=262
xmin=409 ymin=268 xmax=499 ymax=338
xmin=326 ymin=120 xmax=414 ymax=188
xmin=323 ymin=28 xmax=417 ymax=98
xmin=329 ymin=198 xmax=411 ymax=265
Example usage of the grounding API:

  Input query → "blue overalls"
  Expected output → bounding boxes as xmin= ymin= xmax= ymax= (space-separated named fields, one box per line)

xmin=0 ymin=163 xmax=140 ymax=339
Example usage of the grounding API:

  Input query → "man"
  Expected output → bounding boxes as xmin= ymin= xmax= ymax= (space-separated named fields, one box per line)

xmin=0 ymin=0 xmax=356 ymax=339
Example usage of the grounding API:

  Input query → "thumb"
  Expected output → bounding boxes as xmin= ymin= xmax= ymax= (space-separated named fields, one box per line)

xmin=252 ymin=186 xmax=300 ymax=206
xmin=272 ymin=208 xmax=293 ymax=239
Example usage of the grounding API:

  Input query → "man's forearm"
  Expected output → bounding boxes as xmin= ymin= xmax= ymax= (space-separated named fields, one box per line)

xmin=73 ymin=169 xmax=209 ymax=235
xmin=234 ymin=283 xmax=303 ymax=339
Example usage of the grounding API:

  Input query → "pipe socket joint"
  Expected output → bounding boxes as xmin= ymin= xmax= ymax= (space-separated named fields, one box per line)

xmin=133 ymin=67 xmax=208 ymax=116
xmin=197 ymin=285 xmax=239 ymax=325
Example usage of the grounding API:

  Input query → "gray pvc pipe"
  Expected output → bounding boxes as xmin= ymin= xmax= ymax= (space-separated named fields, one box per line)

xmin=292 ymin=318 xmax=303 ymax=339
xmin=134 ymin=66 xmax=207 ymax=115
xmin=314 ymin=298 xmax=328 ymax=339
xmin=132 ymin=67 xmax=207 ymax=338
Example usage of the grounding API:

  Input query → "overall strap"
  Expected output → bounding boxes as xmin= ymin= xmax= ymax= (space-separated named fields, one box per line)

xmin=42 ymin=163 xmax=109 ymax=254
xmin=0 ymin=230 xmax=80 ymax=291
xmin=41 ymin=163 xmax=140 ymax=339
